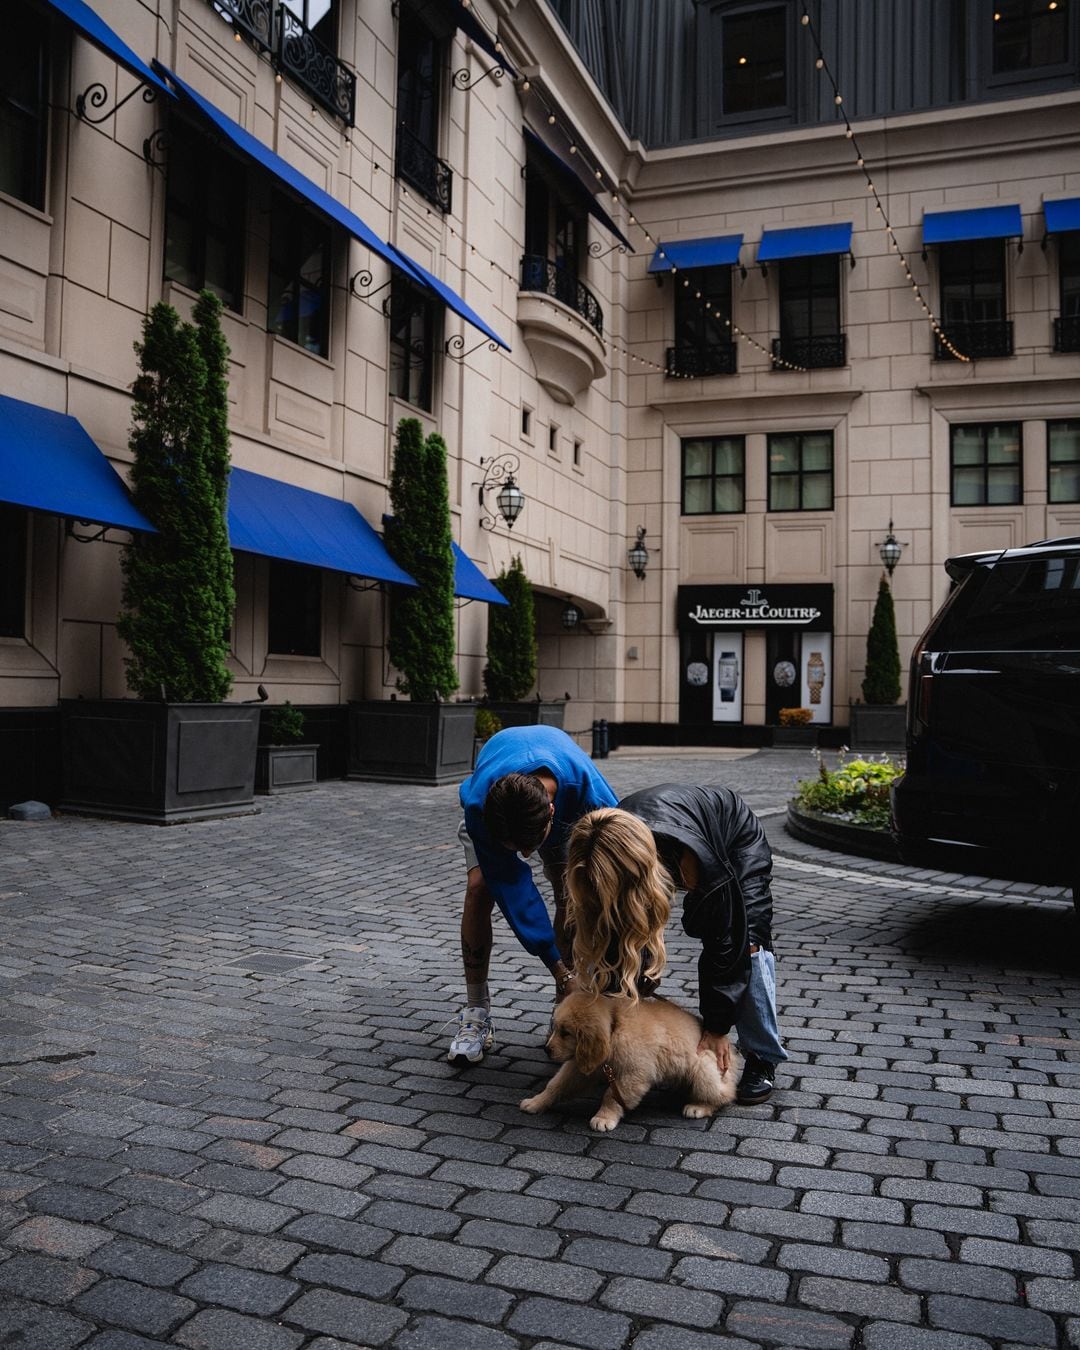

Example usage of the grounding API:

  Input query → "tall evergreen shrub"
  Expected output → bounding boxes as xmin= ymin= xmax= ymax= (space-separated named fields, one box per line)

xmin=117 ymin=294 xmax=235 ymax=701
xmin=861 ymin=574 xmax=902 ymax=705
xmin=385 ymin=418 xmax=459 ymax=702
xmin=483 ymin=555 xmax=537 ymax=701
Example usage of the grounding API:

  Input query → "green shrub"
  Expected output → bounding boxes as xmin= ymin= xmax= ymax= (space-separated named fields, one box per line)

xmin=483 ymin=555 xmax=537 ymax=701
xmin=796 ymin=753 xmax=903 ymax=830
xmin=475 ymin=707 xmax=503 ymax=742
xmin=268 ymin=702 xmax=305 ymax=744
xmin=862 ymin=575 xmax=902 ymax=705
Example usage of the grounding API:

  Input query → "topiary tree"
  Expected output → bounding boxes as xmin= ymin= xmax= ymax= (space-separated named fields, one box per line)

xmin=862 ymin=574 xmax=902 ymax=705
xmin=117 ymin=294 xmax=235 ymax=702
xmin=384 ymin=418 xmax=459 ymax=702
xmin=483 ymin=554 xmax=537 ymax=701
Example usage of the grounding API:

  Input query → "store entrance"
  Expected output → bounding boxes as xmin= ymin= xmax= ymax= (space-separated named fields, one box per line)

xmin=766 ymin=630 xmax=803 ymax=724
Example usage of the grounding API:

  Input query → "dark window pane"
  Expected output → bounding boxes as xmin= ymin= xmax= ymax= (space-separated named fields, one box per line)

xmin=397 ymin=6 xmax=440 ymax=151
xmin=723 ymin=5 xmax=787 ymax=114
xmin=802 ymin=472 xmax=833 ymax=510
xmin=282 ymin=0 xmax=338 ymax=53
xmin=674 ymin=267 xmax=732 ymax=348
xmin=986 ymin=464 xmax=1021 ymax=503
xmin=683 ymin=479 xmax=713 ymax=514
xmin=952 ymin=465 xmax=985 ymax=505
xmin=1049 ymin=420 xmax=1080 ymax=502
xmin=713 ymin=437 xmax=743 ymax=475
xmin=769 ymin=473 xmax=800 ymax=511
xmin=933 ymin=554 xmax=1080 ymax=651
xmin=268 ymin=193 xmax=330 ymax=355
xmin=683 ymin=440 xmax=712 ymax=477
xmin=950 ymin=422 xmax=1022 ymax=505
xmin=268 ymin=559 xmax=321 ymax=656
xmin=681 ymin=436 xmax=744 ymax=516
xmin=940 ymin=241 xmax=1005 ymax=323
xmin=0 ymin=505 xmax=27 ymax=638
xmin=388 ymin=273 xmax=435 ymax=410
xmin=768 ymin=431 xmax=834 ymax=512
xmin=1061 ymin=232 xmax=1080 ymax=315
xmin=714 ymin=477 xmax=745 ymax=513
xmin=164 ymin=129 xmax=245 ymax=311
xmin=993 ymin=0 xmax=1069 ymax=72
xmin=0 ymin=6 xmax=48 ymax=209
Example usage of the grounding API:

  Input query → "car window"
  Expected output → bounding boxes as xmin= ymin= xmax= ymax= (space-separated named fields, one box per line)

xmin=930 ymin=554 xmax=1080 ymax=651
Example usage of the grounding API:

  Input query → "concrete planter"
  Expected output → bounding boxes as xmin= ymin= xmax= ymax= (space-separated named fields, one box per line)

xmin=848 ymin=703 xmax=907 ymax=754
xmin=60 ymin=700 xmax=261 ymax=824
xmin=785 ymin=800 xmax=900 ymax=862
xmin=255 ymin=743 xmax=318 ymax=794
xmin=483 ymin=700 xmax=567 ymax=730
xmin=347 ymin=701 xmax=476 ymax=785
xmin=770 ymin=726 xmax=820 ymax=748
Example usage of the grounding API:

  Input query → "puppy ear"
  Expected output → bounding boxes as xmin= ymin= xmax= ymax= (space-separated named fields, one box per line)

xmin=574 ymin=1003 xmax=612 ymax=1075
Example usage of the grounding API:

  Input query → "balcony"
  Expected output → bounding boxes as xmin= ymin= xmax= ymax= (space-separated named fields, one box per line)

xmin=666 ymin=342 xmax=737 ymax=378
xmin=934 ymin=319 xmax=1013 ymax=360
xmin=211 ymin=0 xmax=355 ymax=124
xmin=1053 ymin=315 xmax=1080 ymax=353
xmin=771 ymin=333 xmax=847 ymax=370
xmin=520 ymin=255 xmax=603 ymax=337
xmin=396 ymin=125 xmax=453 ymax=214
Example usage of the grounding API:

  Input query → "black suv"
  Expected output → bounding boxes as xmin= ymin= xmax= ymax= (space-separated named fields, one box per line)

xmin=891 ymin=536 xmax=1080 ymax=908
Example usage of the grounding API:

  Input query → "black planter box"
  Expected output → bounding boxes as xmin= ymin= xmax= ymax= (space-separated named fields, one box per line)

xmin=770 ymin=726 xmax=821 ymax=748
xmin=0 ymin=707 xmax=61 ymax=812
xmin=60 ymin=700 xmax=261 ymax=824
xmin=848 ymin=703 xmax=907 ymax=754
xmin=484 ymin=700 xmax=566 ymax=730
xmin=347 ymin=701 xmax=476 ymax=785
xmin=255 ymin=743 xmax=318 ymax=794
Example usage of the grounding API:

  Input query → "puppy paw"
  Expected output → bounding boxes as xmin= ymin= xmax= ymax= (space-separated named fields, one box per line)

xmin=683 ymin=1102 xmax=718 ymax=1119
xmin=519 ymin=1094 xmax=547 ymax=1114
xmin=589 ymin=1111 xmax=620 ymax=1131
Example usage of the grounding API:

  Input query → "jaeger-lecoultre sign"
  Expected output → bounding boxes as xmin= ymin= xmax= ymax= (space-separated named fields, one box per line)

xmin=677 ymin=584 xmax=833 ymax=632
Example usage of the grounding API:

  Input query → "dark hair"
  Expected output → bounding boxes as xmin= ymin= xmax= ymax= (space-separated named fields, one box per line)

xmin=484 ymin=772 xmax=551 ymax=851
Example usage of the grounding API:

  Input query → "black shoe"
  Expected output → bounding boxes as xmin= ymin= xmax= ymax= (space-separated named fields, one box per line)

xmin=737 ymin=1055 xmax=775 ymax=1105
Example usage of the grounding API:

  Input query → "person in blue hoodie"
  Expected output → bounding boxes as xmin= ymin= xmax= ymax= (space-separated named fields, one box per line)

xmin=449 ymin=724 xmax=617 ymax=1063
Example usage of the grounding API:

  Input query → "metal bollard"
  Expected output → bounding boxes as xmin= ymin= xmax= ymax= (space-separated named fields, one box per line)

xmin=591 ymin=720 xmax=602 ymax=759
xmin=599 ymin=719 xmax=610 ymax=758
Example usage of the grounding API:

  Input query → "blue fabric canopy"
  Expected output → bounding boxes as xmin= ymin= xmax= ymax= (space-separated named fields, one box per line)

xmin=922 ymin=204 xmax=1022 ymax=245
xmin=757 ymin=222 xmax=853 ymax=262
xmin=452 ymin=542 xmax=508 ymax=605
xmin=227 ymin=467 xmax=416 ymax=585
xmin=524 ymin=128 xmax=635 ymax=253
xmin=0 ymin=394 xmax=154 ymax=533
xmin=45 ymin=0 xmax=171 ymax=95
xmin=1044 ymin=198 xmax=1080 ymax=236
xmin=648 ymin=235 xmax=744 ymax=274
xmin=450 ymin=0 xmax=517 ymax=76
xmin=388 ymin=246 xmax=511 ymax=352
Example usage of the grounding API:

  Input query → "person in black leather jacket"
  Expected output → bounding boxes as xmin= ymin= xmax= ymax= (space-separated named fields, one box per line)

xmin=570 ymin=785 xmax=787 ymax=1104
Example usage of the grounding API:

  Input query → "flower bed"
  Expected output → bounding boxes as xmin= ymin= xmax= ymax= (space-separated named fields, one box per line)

xmin=784 ymin=752 xmax=905 ymax=862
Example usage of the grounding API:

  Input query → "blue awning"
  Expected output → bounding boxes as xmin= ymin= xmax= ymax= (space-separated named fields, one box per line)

xmin=153 ymin=64 xmax=398 ymax=272
xmin=452 ymin=542 xmax=508 ymax=605
xmin=1044 ymin=198 xmax=1080 ymax=236
xmin=0 ymin=394 xmax=154 ymax=533
xmin=227 ymin=467 xmax=416 ymax=585
xmin=388 ymin=246 xmax=510 ymax=352
xmin=648 ymin=235 xmax=743 ymax=274
xmin=922 ymin=204 xmax=1022 ymax=245
xmin=45 ymin=0 xmax=171 ymax=95
xmin=524 ymin=128 xmax=634 ymax=253
xmin=757 ymin=222 xmax=853 ymax=262
xmin=450 ymin=0 xmax=517 ymax=77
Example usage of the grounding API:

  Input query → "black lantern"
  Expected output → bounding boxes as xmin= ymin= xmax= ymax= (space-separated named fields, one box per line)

xmin=876 ymin=519 xmax=905 ymax=577
xmin=476 ymin=454 xmax=525 ymax=530
xmin=561 ymin=600 xmax=581 ymax=630
xmin=628 ymin=526 xmax=649 ymax=580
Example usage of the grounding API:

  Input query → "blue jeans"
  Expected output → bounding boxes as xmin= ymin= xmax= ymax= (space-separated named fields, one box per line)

xmin=735 ymin=948 xmax=787 ymax=1066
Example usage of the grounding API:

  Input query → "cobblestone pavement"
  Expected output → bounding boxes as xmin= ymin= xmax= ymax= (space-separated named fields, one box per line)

xmin=1 ymin=749 xmax=1078 ymax=1350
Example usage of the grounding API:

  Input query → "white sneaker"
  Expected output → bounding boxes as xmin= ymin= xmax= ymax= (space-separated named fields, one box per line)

xmin=447 ymin=1006 xmax=494 ymax=1063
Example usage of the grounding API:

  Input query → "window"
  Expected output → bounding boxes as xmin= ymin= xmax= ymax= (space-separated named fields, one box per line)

xmin=548 ymin=423 xmax=559 ymax=455
xmin=521 ymin=149 xmax=603 ymax=333
xmin=682 ymin=437 xmax=745 ymax=514
xmin=722 ymin=5 xmax=788 ymax=115
xmin=670 ymin=268 xmax=735 ymax=377
xmin=164 ymin=128 xmax=245 ymax=311
xmin=0 ymin=505 xmax=27 ymax=638
xmin=573 ymin=438 xmax=582 ymax=469
xmin=388 ymin=272 xmax=436 ymax=410
xmin=775 ymin=256 xmax=845 ymax=368
xmin=768 ymin=431 xmax=833 ymax=511
xmin=268 ymin=194 xmax=331 ymax=356
xmin=1055 ymin=231 xmax=1080 ymax=351
xmin=938 ymin=240 xmax=1012 ymax=358
xmin=521 ymin=406 xmax=532 ymax=439
xmin=950 ymin=423 xmax=1022 ymax=505
xmin=396 ymin=3 xmax=451 ymax=211
xmin=268 ymin=559 xmax=321 ymax=656
xmin=0 ymin=4 xmax=49 ymax=210
xmin=992 ymin=0 xmax=1069 ymax=73
xmin=282 ymin=0 xmax=338 ymax=53
xmin=1048 ymin=420 xmax=1080 ymax=503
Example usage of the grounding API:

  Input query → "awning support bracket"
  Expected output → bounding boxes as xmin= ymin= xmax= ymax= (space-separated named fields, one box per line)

xmin=346 ymin=576 xmax=386 ymax=593
xmin=445 ymin=335 xmax=499 ymax=362
xmin=453 ymin=62 xmax=507 ymax=93
xmin=142 ymin=128 xmax=168 ymax=171
xmin=76 ymin=80 xmax=157 ymax=125
xmin=349 ymin=269 xmax=392 ymax=302
xmin=588 ymin=240 xmax=627 ymax=260
xmin=65 ymin=519 xmax=132 ymax=546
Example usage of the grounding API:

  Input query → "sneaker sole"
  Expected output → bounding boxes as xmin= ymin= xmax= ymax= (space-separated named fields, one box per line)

xmin=448 ymin=1037 xmax=494 ymax=1065
xmin=736 ymin=1087 xmax=773 ymax=1105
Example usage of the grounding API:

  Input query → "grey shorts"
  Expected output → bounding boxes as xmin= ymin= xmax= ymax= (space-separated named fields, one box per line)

xmin=458 ymin=818 xmax=566 ymax=877
xmin=458 ymin=818 xmax=480 ymax=872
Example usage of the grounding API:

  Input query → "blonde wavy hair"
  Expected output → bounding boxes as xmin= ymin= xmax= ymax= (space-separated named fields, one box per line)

xmin=566 ymin=808 xmax=672 ymax=1001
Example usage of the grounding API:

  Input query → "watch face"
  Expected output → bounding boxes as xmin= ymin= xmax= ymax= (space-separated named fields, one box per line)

xmin=773 ymin=660 xmax=796 ymax=688
xmin=687 ymin=661 xmax=709 ymax=687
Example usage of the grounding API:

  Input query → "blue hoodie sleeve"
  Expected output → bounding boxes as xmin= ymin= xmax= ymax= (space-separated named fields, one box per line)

xmin=465 ymin=808 xmax=562 ymax=968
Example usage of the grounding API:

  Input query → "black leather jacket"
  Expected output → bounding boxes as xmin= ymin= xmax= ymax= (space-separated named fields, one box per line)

xmin=619 ymin=784 xmax=775 ymax=1035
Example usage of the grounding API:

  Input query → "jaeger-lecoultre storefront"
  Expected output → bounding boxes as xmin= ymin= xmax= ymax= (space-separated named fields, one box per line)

xmin=677 ymin=584 xmax=834 ymax=729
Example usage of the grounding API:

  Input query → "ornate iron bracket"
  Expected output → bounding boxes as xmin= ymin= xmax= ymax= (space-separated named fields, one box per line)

xmin=444 ymin=334 xmax=498 ymax=361
xmin=142 ymin=128 xmax=169 ymax=171
xmin=452 ymin=62 xmax=506 ymax=92
xmin=349 ymin=269 xmax=392 ymax=302
xmin=474 ymin=452 xmax=524 ymax=531
xmin=346 ymin=576 xmax=386 ymax=593
xmin=588 ymin=240 xmax=627 ymax=260
xmin=65 ymin=519 xmax=130 ymax=545
xmin=75 ymin=81 xmax=157 ymax=125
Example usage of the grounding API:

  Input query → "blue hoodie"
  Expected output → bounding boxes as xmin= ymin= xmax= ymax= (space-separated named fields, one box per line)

xmin=459 ymin=725 xmax=617 ymax=967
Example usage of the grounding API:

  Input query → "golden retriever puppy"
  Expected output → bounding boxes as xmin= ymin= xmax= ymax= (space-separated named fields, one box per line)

xmin=520 ymin=990 xmax=740 ymax=1132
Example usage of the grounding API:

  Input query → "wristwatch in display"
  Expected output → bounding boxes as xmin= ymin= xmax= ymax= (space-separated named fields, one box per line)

xmin=716 ymin=650 xmax=740 ymax=702
xmin=806 ymin=650 xmax=826 ymax=705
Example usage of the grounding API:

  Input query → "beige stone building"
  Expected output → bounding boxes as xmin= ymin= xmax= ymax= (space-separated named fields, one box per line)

xmin=2 ymin=0 xmax=1078 ymax=798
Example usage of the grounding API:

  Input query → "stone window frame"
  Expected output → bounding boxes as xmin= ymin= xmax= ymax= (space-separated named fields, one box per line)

xmin=949 ymin=421 xmax=1023 ymax=507
xmin=681 ymin=435 xmax=746 ymax=516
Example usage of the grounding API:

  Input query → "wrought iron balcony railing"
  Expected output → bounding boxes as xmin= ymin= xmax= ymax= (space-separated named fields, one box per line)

xmin=934 ymin=319 xmax=1013 ymax=360
xmin=771 ymin=333 xmax=847 ymax=370
xmin=395 ymin=124 xmax=453 ymax=214
xmin=1053 ymin=315 xmax=1080 ymax=353
xmin=210 ymin=0 xmax=355 ymax=124
xmin=520 ymin=254 xmax=603 ymax=337
xmin=666 ymin=342 xmax=737 ymax=378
